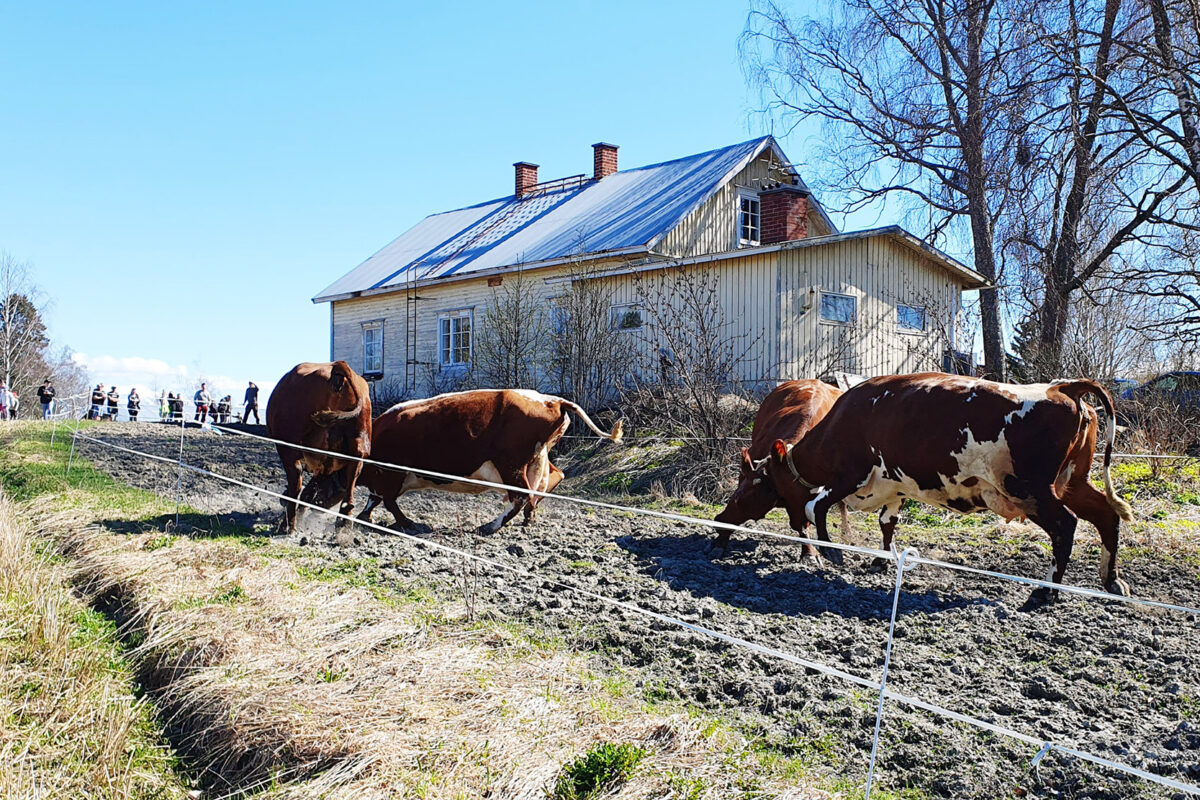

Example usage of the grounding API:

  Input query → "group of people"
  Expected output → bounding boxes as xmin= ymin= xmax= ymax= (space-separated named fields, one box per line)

xmin=88 ymin=384 xmax=141 ymax=420
xmin=79 ymin=380 xmax=262 ymax=425
xmin=0 ymin=383 xmax=20 ymax=420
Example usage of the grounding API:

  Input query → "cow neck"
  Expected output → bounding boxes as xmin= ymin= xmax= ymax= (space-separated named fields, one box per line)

xmin=781 ymin=444 xmax=819 ymax=489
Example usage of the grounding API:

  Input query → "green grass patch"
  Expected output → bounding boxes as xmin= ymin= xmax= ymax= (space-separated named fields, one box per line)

xmin=552 ymin=741 xmax=646 ymax=800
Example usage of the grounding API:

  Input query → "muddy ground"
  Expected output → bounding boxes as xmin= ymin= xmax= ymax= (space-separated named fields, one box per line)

xmin=72 ymin=423 xmax=1200 ymax=799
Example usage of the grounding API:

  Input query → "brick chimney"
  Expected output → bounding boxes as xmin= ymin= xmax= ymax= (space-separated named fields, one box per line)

xmin=592 ymin=142 xmax=618 ymax=180
xmin=760 ymin=184 xmax=810 ymax=244
xmin=514 ymin=161 xmax=539 ymax=198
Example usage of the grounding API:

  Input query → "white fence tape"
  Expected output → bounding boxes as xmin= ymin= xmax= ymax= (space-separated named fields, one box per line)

xmin=64 ymin=422 xmax=1200 ymax=798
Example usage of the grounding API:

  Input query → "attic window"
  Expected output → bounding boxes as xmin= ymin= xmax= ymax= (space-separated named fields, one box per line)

xmin=738 ymin=192 xmax=760 ymax=245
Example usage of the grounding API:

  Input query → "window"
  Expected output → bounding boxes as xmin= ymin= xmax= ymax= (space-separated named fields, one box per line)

xmin=362 ymin=321 xmax=383 ymax=375
xmin=610 ymin=303 xmax=643 ymax=331
xmin=738 ymin=192 xmax=760 ymax=245
xmin=549 ymin=297 xmax=568 ymax=334
xmin=897 ymin=304 xmax=926 ymax=332
xmin=439 ymin=309 xmax=473 ymax=366
xmin=819 ymin=292 xmax=856 ymax=325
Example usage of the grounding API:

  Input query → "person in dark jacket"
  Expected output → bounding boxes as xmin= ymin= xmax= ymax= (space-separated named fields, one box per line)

xmin=106 ymin=387 xmax=120 ymax=420
xmin=38 ymin=379 xmax=56 ymax=420
xmin=90 ymin=385 xmax=106 ymax=420
xmin=127 ymin=388 xmax=141 ymax=422
xmin=243 ymin=381 xmax=260 ymax=424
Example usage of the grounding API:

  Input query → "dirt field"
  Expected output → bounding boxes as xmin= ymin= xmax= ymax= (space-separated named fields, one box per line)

xmin=72 ymin=423 xmax=1200 ymax=799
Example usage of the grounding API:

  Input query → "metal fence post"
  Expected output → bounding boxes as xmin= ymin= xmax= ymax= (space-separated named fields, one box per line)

xmin=864 ymin=546 xmax=919 ymax=799
xmin=66 ymin=406 xmax=83 ymax=476
xmin=175 ymin=414 xmax=186 ymax=529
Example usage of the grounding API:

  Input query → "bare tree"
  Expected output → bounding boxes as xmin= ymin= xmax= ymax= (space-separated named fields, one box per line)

xmin=472 ymin=269 xmax=551 ymax=389
xmin=548 ymin=265 xmax=635 ymax=411
xmin=0 ymin=252 xmax=52 ymax=407
xmin=742 ymin=0 xmax=1029 ymax=379
xmin=743 ymin=0 xmax=1193 ymax=379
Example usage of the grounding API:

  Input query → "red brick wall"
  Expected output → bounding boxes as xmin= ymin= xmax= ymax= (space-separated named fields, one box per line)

xmin=761 ymin=187 xmax=809 ymax=244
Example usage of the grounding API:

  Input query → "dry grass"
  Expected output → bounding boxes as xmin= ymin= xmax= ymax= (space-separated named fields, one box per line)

xmin=0 ymin=494 xmax=188 ymax=800
xmin=28 ymin=501 xmax=834 ymax=800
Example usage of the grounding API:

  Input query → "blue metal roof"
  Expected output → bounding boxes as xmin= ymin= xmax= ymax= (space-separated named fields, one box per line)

xmin=314 ymin=137 xmax=804 ymax=301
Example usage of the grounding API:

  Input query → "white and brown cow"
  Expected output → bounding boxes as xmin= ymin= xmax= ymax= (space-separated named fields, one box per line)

xmin=358 ymin=389 xmax=622 ymax=534
xmin=769 ymin=373 xmax=1134 ymax=600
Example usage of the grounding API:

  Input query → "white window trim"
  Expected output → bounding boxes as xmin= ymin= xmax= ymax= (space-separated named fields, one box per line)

xmin=610 ymin=302 xmax=644 ymax=331
xmin=736 ymin=189 xmax=761 ymax=246
xmin=438 ymin=308 xmax=473 ymax=368
xmin=818 ymin=291 xmax=857 ymax=326
xmin=897 ymin=303 xmax=927 ymax=334
xmin=361 ymin=319 xmax=384 ymax=376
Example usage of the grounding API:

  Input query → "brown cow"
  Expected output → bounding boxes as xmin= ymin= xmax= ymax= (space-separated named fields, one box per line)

xmin=713 ymin=380 xmax=846 ymax=556
xmin=770 ymin=373 xmax=1134 ymax=601
xmin=358 ymin=389 xmax=621 ymax=534
xmin=266 ymin=361 xmax=372 ymax=532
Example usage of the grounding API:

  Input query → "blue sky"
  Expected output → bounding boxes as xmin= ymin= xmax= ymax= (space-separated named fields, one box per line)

xmin=1 ymin=0 xmax=916 ymax=404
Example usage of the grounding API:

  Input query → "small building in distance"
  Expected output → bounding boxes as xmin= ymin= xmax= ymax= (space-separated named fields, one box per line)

xmin=314 ymin=136 xmax=986 ymax=400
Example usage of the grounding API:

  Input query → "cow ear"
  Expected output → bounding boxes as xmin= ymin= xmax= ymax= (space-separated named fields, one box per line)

xmin=773 ymin=439 xmax=788 ymax=461
xmin=330 ymin=370 xmax=346 ymax=392
xmin=739 ymin=446 xmax=753 ymax=472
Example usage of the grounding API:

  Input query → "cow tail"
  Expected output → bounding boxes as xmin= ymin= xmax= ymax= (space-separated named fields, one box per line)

xmin=559 ymin=399 xmax=623 ymax=442
xmin=1054 ymin=379 xmax=1133 ymax=522
xmin=311 ymin=363 xmax=366 ymax=427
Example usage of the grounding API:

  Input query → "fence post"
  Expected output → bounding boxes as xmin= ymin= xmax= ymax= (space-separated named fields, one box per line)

xmin=175 ymin=413 xmax=186 ymax=529
xmin=67 ymin=405 xmax=83 ymax=476
xmin=864 ymin=546 xmax=919 ymax=799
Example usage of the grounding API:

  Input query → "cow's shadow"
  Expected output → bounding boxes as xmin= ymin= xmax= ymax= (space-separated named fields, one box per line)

xmin=95 ymin=511 xmax=272 ymax=541
xmin=617 ymin=531 xmax=992 ymax=621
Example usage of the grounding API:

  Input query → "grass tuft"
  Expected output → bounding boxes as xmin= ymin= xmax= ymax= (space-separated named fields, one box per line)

xmin=552 ymin=741 xmax=646 ymax=800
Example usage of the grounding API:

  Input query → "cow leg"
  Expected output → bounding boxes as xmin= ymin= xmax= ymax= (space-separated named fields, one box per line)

xmin=277 ymin=447 xmax=304 ymax=533
xmin=358 ymin=493 xmax=382 ymax=523
xmin=333 ymin=461 xmax=361 ymax=527
xmin=784 ymin=507 xmax=819 ymax=561
xmin=806 ymin=485 xmax=852 ymax=565
xmin=382 ymin=495 xmax=418 ymax=530
xmin=1027 ymin=491 xmax=1079 ymax=604
xmin=1063 ymin=480 xmax=1130 ymax=597
xmin=870 ymin=500 xmax=903 ymax=572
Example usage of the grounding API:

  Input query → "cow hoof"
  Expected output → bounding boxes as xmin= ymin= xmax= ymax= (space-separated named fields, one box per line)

xmin=822 ymin=545 xmax=844 ymax=566
xmin=1106 ymin=576 xmax=1132 ymax=597
xmin=1022 ymin=586 xmax=1057 ymax=609
xmin=868 ymin=557 xmax=887 ymax=573
xmin=799 ymin=544 xmax=818 ymax=562
xmin=474 ymin=523 xmax=500 ymax=536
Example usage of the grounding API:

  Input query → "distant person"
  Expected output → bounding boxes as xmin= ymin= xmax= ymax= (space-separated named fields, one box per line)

xmin=0 ymin=384 xmax=10 ymax=420
xmin=158 ymin=390 xmax=169 ymax=421
xmin=194 ymin=383 xmax=211 ymax=423
xmin=38 ymin=379 xmax=56 ymax=420
xmin=216 ymin=395 xmax=232 ymax=424
xmin=243 ymin=381 xmax=260 ymax=424
xmin=8 ymin=392 xmax=18 ymax=419
xmin=169 ymin=393 xmax=184 ymax=421
xmin=90 ymin=384 xmax=106 ymax=420
xmin=127 ymin=388 xmax=141 ymax=422
xmin=107 ymin=386 xmax=120 ymax=420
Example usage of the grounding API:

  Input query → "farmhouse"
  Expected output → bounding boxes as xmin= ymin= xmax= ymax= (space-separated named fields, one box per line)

xmin=314 ymin=137 xmax=986 ymax=399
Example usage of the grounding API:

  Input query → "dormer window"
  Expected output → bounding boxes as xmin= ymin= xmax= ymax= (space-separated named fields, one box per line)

xmin=738 ymin=191 xmax=760 ymax=245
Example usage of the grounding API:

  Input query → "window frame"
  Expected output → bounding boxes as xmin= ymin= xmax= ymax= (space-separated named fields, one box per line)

xmin=609 ymin=302 xmax=644 ymax=331
xmin=438 ymin=308 xmax=474 ymax=368
xmin=818 ymin=291 xmax=857 ymax=326
xmin=361 ymin=320 xmax=384 ymax=376
xmin=896 ymin=303 xmax=927 ymax=333
xmin=737 ymin=190 xmax=761 ymax=246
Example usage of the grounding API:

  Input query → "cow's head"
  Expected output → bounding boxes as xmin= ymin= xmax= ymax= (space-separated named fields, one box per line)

xmin=715 ymin=446 xmax=778 ymax=524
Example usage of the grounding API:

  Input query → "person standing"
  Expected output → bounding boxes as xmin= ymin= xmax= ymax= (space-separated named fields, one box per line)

xmin=243 ymin=381 xmax=260 ymax=424
xmin=194 ymin=383 xmax=211 ymax=423
xmin=38 ymin=379 xmax=56 ymax=420
xmin=0 ymin=383 xmax=9 ymax=420
xmin=106 ymin=386 xmax=120 ymax=420
xmin=90 ymin=384 xmax=105 ymax=420
xmin=158 ymin=390 xmax=169 ymax=421
xmin=127 ymin=388 xmax=141 ymax=422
